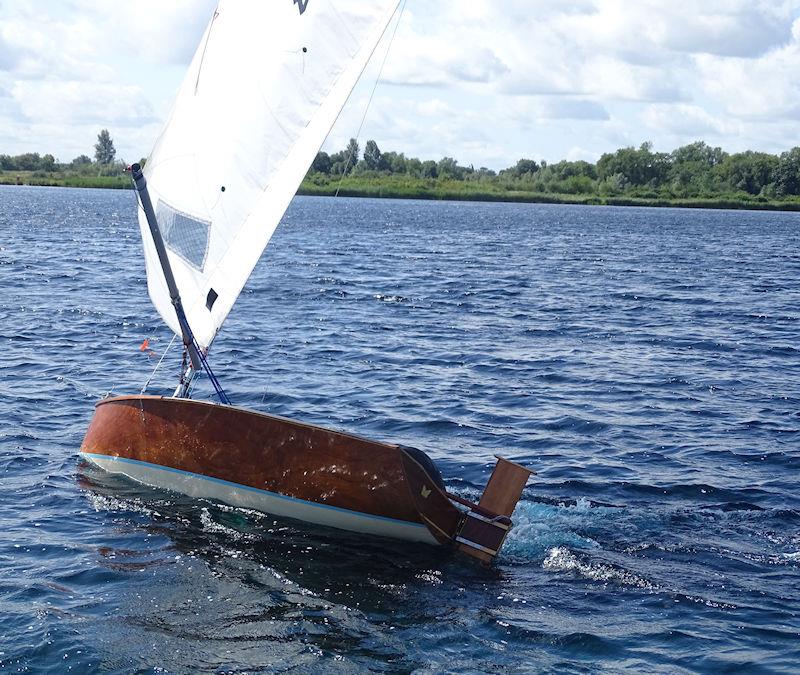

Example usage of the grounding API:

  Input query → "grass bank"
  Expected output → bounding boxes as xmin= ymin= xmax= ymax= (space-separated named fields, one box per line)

xmin=298 ymin=176 xmax=800 ymax=212
xmin=0 ymin=170 xmax=130 ymax=189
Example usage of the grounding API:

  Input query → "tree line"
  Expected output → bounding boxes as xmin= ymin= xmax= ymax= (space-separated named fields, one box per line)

xmin=3 ymin=130 xmax=800 ymax=202
xmin=308 ymin=139 xmax=800 ymax=200
xmin=0 ymin=129 xmax=121 ymax=175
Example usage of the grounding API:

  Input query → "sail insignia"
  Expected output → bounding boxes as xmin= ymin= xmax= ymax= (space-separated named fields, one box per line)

xmin=155 ymin=201 xmax=211 ymax=272
xmin=206 ymin=288 xmax=219 ymax=311
xmin=294 ymin=0 xmax=310 ymax=15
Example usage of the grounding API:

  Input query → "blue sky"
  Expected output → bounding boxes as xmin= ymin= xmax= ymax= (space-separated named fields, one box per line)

xmin=1 ymin=0 xmax=799 ymax=170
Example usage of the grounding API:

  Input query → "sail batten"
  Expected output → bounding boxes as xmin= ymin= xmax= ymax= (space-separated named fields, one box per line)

xmin=139 ymin=0 xmax=402 ymax=350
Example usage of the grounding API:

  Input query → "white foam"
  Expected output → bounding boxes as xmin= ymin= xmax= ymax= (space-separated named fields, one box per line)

xmin=543 ymin=546 xmax=658 ymax=590
xmin=199 ymin=507 xmax=258 ymax=542
xmin=501 ymin=498 xmax=603 ymax=561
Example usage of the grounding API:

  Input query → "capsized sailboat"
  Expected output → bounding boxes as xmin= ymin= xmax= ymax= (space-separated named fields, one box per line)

xmin=80 ymin=0 xmax=532 ymax=564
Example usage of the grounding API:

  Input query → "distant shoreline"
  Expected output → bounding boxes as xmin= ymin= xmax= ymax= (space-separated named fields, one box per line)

xmin=3 ymin=173 xmax=800 ymax=213
xmin=297 ymin=184 xmax=800 ymax=212
xmin=5 ymin=136 xmax=800 ymax=213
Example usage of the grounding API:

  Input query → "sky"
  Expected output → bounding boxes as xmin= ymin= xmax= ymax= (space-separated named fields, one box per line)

xmin=1 ymin=0 xmax=799 ymax=171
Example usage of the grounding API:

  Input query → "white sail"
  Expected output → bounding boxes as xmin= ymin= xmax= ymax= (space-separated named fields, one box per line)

xmin=139 ymin=0 xmax=401 ymax=349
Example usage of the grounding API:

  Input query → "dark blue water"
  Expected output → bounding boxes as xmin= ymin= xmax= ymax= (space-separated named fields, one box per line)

xmin=1 ymin=185 xmax=799 ymax=672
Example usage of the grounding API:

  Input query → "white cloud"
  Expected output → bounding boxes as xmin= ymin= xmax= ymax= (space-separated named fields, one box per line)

xmin=642 ymin=103 xmax=729 ymax=136
xmin=415 ymin=98 xmax=454 ymax=118
xmin=0 ymin=33 xmax=19 ymax=71
xmin=566 ymin=146 xmax=599 ymax=161
xmin=12 ymin=81 xmax=155 ymax=126
xmin=507 ymin=98 xmax=610 ymax=124
xmin=370 ymin=0 xmax=800 ymax=164
xmin=0 ymin=1 xmax=215 ymax=159
xmin=449 ymin=48 xmax=509 ymax=84
xmin=541 ymin=99 xmax=610 ymax=120
xmin=694 ymin=39 xmax=800 ymax=120
xmin=49 ymin=0 xmax=217 ymax=66
xmin=654 ymin=1 xmax=795 ymax=57
xmin=1 ymin=0 xmax=799 ymax=167
xmin=560 ymin=0 xmax=796 ymax=59
xmin=580 ymin=57 xmax=688 ymax=103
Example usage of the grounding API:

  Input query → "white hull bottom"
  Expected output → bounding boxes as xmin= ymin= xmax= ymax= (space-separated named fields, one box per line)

xmin=80 ymin=452 xmax=439 ymax=546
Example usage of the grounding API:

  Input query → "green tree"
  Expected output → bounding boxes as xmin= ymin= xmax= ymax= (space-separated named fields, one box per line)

xmin=41 ymin=154 xmax=56 ymax=171
xmin=597 ymin=142 xmax=670 ymax=188
xmin=511 ymin=158 xmax=540 ymax=177
xmin=671 ymin=141 xmax=725 ymax=167
xmin=94 ymin=129 xmax=116 ymax=164
xmin=311 ymin=151 xmax=331 ymax=174
xmin=405 ymin=157 xmax=422 ymax=177
xmin=363 ymin=140 xmax=382 ymax=171
xmin=437 ymin=156 xmax=463 ymax=179
xmin=669 ymin=142 xmax=728 ymax=196
xmin=776 ymin=147 xmax=800 ymax=196
xmin=71 ymin=154 xmax=92 ymax=166
xmin=549 ymin=160 xmax=596 ymax=180
xmin=719 ymin=151 xmax=778 ymax=195
xmin=343 ymin=137 xmax=359 ymax=174
xmin=598 ymin=172 xmax=628 ymax=195
xmin=382 ymin=151 xmax=407 ymax=174
xmin=421 ymin=160 xmax=438 ymax=179
xmin=328 ymin=149 xmax=346 ymax=175
xmin=16 ymin=153 xmax=41 ymax=171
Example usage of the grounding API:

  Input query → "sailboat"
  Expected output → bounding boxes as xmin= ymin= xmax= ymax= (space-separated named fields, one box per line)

xmin=80 ymin=0 xmax=532 ymax=564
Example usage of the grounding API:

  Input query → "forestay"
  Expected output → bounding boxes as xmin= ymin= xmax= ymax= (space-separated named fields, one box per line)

xmin=139 ymin=0 xmax=401 ymax=349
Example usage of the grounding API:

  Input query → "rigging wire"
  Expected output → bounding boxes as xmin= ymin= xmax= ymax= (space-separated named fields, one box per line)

xmin=334 ymin=0 xmax=408 ymax=198
xmin=193 ymin=338 xmax=231 ymax=404
xmin=140 ymin=333 xmax=178 ymax=394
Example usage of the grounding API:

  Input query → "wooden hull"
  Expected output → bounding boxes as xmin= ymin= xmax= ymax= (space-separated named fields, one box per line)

xmin=80 ymin=396 xmax=464 ymax=546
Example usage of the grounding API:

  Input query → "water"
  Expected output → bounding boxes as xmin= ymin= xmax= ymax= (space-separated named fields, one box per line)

xmin=1 ymin=185 xmax=799 ymax=673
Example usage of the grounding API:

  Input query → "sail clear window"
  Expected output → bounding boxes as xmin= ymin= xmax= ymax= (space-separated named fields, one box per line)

xmin=156 ymin=201 xmax=211 ymax=272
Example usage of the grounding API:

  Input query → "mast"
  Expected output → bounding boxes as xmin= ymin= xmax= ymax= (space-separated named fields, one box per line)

xmin=130 ymin=163 xmax=202 ymax=376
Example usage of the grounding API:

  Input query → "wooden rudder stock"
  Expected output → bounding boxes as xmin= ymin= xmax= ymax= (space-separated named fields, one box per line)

xmin=456 ymin=456 xmax=535 ymax=564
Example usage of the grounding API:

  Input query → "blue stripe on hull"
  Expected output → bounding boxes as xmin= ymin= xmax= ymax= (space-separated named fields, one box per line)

xmin=80 ymin=452 xmax=439 ymax=545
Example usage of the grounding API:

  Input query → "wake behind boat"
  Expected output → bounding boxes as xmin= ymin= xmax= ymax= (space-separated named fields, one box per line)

xmin=80 ymin=0 xmax=532 ymax=564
